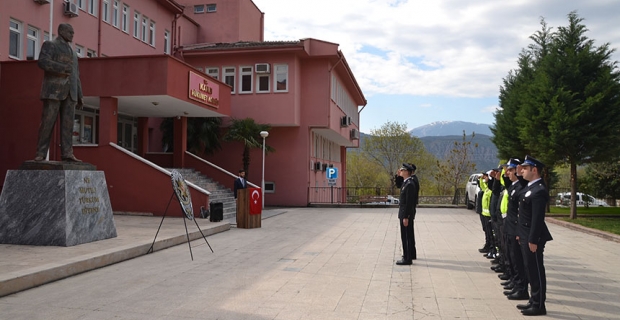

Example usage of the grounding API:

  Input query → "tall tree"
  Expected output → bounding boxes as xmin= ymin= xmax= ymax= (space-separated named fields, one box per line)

xmin=223 ymin=118 xmax=273 ymax=180
xmin=495 ymin=12 xmax=620 ymax=218
xmin=433 ymin=131 xmax=478 ymax=204
xmin=160 ymin=117 xmax=222 ymax=155
xmin=346 ymin=152 xmax=390 ymax=189
xmin=581 ymin=160 xmax=620 ymax=201
xmin=362 ymin=121 xmax=434 ymax=194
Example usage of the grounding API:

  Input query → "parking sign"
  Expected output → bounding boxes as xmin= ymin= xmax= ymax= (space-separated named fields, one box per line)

xmin=326 ymin=167 xmax=338 ymax=179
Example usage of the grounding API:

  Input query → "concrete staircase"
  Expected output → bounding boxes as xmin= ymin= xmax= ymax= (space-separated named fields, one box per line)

xmin=169 ymin=168 xmax=237 ymax=220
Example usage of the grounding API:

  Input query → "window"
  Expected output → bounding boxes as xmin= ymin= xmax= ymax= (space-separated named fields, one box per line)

xmin=206 ymin=67 xmax=219 ymax=80
xmin=112 ymin=1 xmax=119 ymax=27
xmin=206 ymin=4 xmax=217 ymax=12
xmin=163 ymin=30 xmax=170 ymax=54
xmin=26 ymin=26 xmax=39 ymax=61
xmin=149 ymin=21 xmax=155 ymax=46
xmin=88 ymin=0 xmax=97 ymax=16
xmin=264 ymin=182 xmax=275 ymax=193
xmin=74 ymin=107 xmax=99 ymax=145
xmin=223 ymin=67 xmax=236 ymax=93
xmin=239 ymin=66 xmax=253 ymax=93
xmin=141 ymin=16 xmax=148 ymax=42
xmin=133 ymin=11 xmax=140 ymax=38
xmin=44 ymin=32 xmax=50 ymax=42
xmin=77 ymin=0 xmax=85 ymax=10
xmin=257 ymin=73 xmax=270 ymax=93
xmin=274 ymin=64 xmax=288 ymax=92
xmin=121 ymin=5 xmax=129 ymax=33
xmin=9 ymin=19 xmax=22 ymax=59
xmin=194 ymin=5 xmax=204 ymax=13
xmin=102 ymin=0 xmax=110 ymax=22
xmin=87 ymin=49 xmax=97 ymax=57
xmin=75 ymin=45 xmax=84 ymax=57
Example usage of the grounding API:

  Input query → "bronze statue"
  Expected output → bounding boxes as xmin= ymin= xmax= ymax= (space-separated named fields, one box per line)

xmin=34 ymin=23 xmax=83 ymax=162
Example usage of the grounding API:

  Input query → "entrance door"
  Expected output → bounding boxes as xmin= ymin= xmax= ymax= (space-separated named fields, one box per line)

xmin=117 ymin=115 xmax=137 ymax=152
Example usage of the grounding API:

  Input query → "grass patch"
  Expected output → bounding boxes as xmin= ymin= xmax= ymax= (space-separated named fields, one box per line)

xmin=549 ymin=206 xmax=620 ymax=215
xmin=557 ymin=217 xmax=620 ymax=235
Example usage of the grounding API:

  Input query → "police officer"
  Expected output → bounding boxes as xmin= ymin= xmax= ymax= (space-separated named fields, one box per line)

xmin=396 ymin=163 xmax=419 ymax=265
xmin=517 ymin=156 xmax=552 ymax=316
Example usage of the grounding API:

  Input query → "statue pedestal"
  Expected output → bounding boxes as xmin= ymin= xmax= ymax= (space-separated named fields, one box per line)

xmin=0 ymin=169 xmax=117 ymax=246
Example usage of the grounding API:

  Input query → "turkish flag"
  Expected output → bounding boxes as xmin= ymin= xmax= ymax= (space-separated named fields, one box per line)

xmin=249 ymin=188 xmax=262 ymax=215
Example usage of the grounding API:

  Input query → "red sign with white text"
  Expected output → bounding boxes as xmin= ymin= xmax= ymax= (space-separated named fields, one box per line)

xmin=188 ymin=71 xmax=220 ymax=108
xmin=249 ymin=188 xmax=262 ymax=215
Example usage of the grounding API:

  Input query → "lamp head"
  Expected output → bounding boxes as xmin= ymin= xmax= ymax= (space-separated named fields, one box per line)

xmin=260 ymin=131 xmax=269 ymax=138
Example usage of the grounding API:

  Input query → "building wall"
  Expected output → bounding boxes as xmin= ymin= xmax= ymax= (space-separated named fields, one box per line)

xmin=182 ymin=0 xmax=262 ymax=44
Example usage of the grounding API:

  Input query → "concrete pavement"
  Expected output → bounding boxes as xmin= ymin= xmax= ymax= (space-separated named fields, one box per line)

xmin=1 ymin=208 xmax=619 ymax=319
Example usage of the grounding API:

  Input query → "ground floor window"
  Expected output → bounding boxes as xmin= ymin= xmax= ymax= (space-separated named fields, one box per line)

xmin=117 ymin=115 xmax=137 ymax=152
xmin=74 ymin=107 xmax=99 ymax=145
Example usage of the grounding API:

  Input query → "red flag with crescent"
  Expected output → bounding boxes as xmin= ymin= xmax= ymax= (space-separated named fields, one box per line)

xmin=249 ymin=187 xmax=262 ymax=215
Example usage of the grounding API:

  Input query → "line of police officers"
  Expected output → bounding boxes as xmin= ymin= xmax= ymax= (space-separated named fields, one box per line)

xmin=476 ymin=156 xmax=552 ymax=316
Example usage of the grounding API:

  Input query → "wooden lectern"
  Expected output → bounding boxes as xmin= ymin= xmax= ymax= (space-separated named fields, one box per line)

xmin=236 ymin=189 xmax=261 ymax=228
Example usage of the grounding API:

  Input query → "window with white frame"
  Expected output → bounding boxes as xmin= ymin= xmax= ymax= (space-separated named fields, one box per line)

xmin=206 ymin=67 xmax=219 ymax=80
xmin=112 ymin=1 xmax=119 ymax=27
xmin=206 ymin=4 xmax=217 ymax=12
xmin=331 ymin=74 xmax=358 ymax=126
xmin=223 ymin=67 xmax=236 ymax=93
xmin=141 ymin=16 xmax=148 ymax=42
xmin=239 ymin=66 xmax=253 ymax=94
xmin=163 ymin=30 xmax=170 ymax=54
xmin=74 ymin=107 xmax=99 ymax=145
xmin=77 ymin=0 xmax=85 ymax=10
xmin=26 ymin=26 xmax=39 ymax=61
xmin=274 ymin=64 xmax=288 ymax=92
xmin=265 ymin=182 xmax=275 ymax=193
xmin=256 ymin=70 xmax=270 ymax=93
xmin=102 ymin=0 xmax=110 ymax=22
xmin=9 ymin=19 xmax=22 ymax=60
xmin=75 ymin=45 xmax=84 ymax=57
xmin=149 ymin=21 xmax=155 ymax=46
xmin=133 ymin=11 xmax=140 ymax=38
xmin=88 ymin=0 xmax=97 ymax=16
xmin=122 ymin=4 xmax=129 ymax=33
xmin=87 ymin=49 xmax=96 ymax=57
xmin=194 ymin=5 xmax=204 ymax=14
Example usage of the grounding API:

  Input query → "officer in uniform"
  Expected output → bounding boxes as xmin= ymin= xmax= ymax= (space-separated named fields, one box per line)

xmin=503 ymin=158 xmax=529 ymax=300
xmin=517 ymin=156 xmax=552 ymax=316
xmin=396 ymin=163 xmax=419 ymax=265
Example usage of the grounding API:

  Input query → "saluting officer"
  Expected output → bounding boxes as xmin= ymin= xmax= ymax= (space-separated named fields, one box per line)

xmin=396 ymin=163 xmax=419 ymax=265
xmin=517 ymin=156 xmax=553 ymax=316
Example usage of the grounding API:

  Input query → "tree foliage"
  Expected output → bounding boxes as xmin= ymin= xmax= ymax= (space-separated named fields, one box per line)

xmin=346 ymin=152 xmax=390 ymax=189
xmin=493 ymin=12 xmax=620 ymax=218
xmin=581 ymin=161 xmax=620 ymax=200
xmin=433 ymin=131 xmax=478 ymax=204
xmin=223 ymin=118 xmax=273 ymax=180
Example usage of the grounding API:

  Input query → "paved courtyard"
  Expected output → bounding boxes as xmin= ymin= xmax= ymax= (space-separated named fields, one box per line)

xmin=1 ymin=207 xmax=619 ymax=319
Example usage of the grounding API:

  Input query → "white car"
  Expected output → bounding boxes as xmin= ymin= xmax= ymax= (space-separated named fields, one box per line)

xmin=465 ymin=173 xmax=482 ymax=210
xmin=555 ymin=192 xmax=609 ymax=207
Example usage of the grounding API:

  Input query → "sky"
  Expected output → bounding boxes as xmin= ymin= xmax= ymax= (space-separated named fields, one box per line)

xmin=252 ymin=0 xmax=620 ymax=134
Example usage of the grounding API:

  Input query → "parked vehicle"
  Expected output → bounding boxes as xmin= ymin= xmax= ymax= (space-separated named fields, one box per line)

xmin=465 ymin=173 xmax=482 ymax=210
xmin=555 ymin=192 xmax=609 ymax=207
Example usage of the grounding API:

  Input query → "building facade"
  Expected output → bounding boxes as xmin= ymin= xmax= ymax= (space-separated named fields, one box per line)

xmin=0 ymin=0 xmax=365 ymax=213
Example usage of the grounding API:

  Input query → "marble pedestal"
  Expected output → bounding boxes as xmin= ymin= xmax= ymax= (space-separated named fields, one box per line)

xmin=0 ymin=170 xmax=117 ymax=246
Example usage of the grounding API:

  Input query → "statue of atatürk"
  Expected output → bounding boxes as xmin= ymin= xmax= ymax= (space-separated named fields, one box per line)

xmin=34 ymin=23 xmax=83 ymax=162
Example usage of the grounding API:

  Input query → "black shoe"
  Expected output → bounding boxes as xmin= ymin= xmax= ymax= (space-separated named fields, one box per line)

xmin=521 ymin=306 xmax=546 ymax=316
xmin=517 ymin=303 xmax=532 ymax=310
xmin=494 ymin=267 xmax=506 ymax=273
xmin=507 ymin=291 xmax=530 ymax=300
xmin=500 ymin=280 xmax=512 ymax=286
xmin=478 ymin=246 xmax=490 ymax=253
xmin=503 ymin=289 xmax=516 ymax=296
xmin=490 ymin=258 xmax=500 ymax=264
xmin=498 ymin=274 xmax=511 ymax=280
xmin=396 ymin=259 xmax=412 ymax=265
xmin=503 ymin=283 xmax=515 ymax=290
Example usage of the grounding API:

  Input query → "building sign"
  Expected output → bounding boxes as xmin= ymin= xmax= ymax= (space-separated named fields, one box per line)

xmin=188 ymin=71 xmax=220 ymax=108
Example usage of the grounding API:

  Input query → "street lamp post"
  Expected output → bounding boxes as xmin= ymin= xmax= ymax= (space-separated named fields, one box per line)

xmin=260 ymin=131 xmax=269 ymax=209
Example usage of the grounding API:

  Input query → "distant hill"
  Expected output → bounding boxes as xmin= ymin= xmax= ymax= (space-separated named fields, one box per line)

xmin=410 ymin=121 xmax=492 ymax=137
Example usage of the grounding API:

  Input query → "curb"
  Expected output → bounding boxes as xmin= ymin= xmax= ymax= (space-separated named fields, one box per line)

xmin=546 ymin=217 xmax=620 ymax=243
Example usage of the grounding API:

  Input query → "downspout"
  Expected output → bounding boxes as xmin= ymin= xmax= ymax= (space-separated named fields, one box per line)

xmin=172 ymin=13 xmax=180 ymax=55
xmin=97 ymin=0 xmax=103 ymax=55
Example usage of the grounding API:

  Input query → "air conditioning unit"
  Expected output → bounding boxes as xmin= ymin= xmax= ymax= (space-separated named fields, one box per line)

xmin=255 ymin=63 xmax=270 ymax=74
xmin=350 ymin=128 xmax=360 ymax=140
xmin=314 ymin=161 xmax=322 ymax=171
xmin=64 ymin=1 xmax=79 ymax=17
xmin=34 ymin=0 xmax=51 ymax=4
xmin=340 ymin=116 xmax=348 ymax=127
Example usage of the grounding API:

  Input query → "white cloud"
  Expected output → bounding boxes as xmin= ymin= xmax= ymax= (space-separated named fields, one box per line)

xmin=481 ymin=105 xmax=500 ymax=114
xmin=253 ymin=0 xmax=620 ymax=100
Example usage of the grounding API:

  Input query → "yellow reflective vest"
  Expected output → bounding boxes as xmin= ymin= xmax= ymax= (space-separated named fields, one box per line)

xmin=480 ymin=177 xmax=492 ymax=217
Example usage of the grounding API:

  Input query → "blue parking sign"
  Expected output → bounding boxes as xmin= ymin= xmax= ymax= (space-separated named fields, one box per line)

xmin=326 ymin=167 xmax=338 ymax=179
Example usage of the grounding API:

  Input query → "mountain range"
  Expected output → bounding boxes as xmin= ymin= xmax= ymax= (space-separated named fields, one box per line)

xmin=409 ymin=121 xmax=493 ymax=137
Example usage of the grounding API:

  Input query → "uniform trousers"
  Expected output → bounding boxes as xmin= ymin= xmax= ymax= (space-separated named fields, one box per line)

xmin=400 ymin=218 xmax=416 ymax=261
xmin=507 ymin=234 xmax=528 ymax=292
xmin=520 ymin=241 xmax=547 ymax=308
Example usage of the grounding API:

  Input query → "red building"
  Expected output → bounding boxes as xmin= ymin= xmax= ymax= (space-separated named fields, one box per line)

xmin=0 ymin=0 xmax=366 ymax=215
